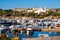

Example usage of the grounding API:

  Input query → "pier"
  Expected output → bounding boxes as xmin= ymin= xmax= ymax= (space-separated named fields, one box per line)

xmin=25 ymin=36 xmax=60 ymax=40
xmin=14 ymin=27 xmax=60 ymax=32
xmin=12 ymin=27 xmax=60 ymax=36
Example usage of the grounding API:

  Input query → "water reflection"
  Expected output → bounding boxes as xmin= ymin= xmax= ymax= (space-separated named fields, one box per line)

xmin=1 ymin=29 xmax=60 ymax=38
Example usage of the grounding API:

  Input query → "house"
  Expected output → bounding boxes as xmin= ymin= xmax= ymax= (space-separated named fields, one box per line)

xmin=34 ymin=8 xmax=48 ymax=14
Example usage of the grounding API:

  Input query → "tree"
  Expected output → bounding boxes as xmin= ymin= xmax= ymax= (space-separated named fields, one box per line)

xmin=4 ymin=9 xmax=13 ymax=16
xmin=48 ymin=10 xmax=53 ymax=16
xmin=0 ymin=9 xmax=4 ymax=16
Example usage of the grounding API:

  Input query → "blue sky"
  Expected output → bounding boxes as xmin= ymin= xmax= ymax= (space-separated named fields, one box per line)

xmin=0 ymin=0 xmax=60 ymax=9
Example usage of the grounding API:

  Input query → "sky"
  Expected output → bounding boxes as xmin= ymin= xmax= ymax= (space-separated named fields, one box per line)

xmin=0 ymin=0 xmax=60 ymax=9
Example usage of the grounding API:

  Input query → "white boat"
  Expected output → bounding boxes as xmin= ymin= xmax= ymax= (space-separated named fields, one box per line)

xmin=0 ymin=25 xmax=5 ymax=33
xmin=38 ymin=34 xmax=49 ymax=37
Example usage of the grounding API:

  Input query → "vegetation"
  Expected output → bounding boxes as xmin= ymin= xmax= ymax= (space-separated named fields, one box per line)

xmin=0 ymin=9 xmax=60 ymax=18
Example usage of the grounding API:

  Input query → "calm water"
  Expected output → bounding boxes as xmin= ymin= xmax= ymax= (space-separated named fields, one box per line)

xmin=1 ymin=26 xmax=60 ymax=38
xmin=32 ymin=31 xmax=60 ymax=38
xmin=14 ymin=31 xmax=60 ymax=38
xmin=21 ymin=31 xmax=60 ymax=38
xmin=1 ymin=29 xmax=60 ymax=38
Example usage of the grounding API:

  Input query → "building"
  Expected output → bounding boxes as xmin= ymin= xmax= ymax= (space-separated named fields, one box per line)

xmin=34 ymin=8 xmax=48 ymax=14
xmin=13 ymin=8 xmax=48 ymax=14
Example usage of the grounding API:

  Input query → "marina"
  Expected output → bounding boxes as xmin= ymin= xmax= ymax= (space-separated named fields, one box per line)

xmin=0 ymin=0 xmax=60 ymax=40
xmin=0 ymin=17 xmax=60 ymax=40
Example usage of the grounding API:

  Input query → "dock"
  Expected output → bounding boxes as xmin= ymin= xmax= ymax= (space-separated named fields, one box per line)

xmin=25 ymin=36 xmax=60 ymax=40
xmin=41 ymin=27 xmax=60 ymax=32
xmin=14 ymin=27 xmax=60 ymax=32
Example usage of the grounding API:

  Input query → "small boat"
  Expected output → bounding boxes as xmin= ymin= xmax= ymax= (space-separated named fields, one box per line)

xmin=38 ymin=34 xmax=49 ymax=37
xmin=0 ymin=25 xmax=5 ymax=33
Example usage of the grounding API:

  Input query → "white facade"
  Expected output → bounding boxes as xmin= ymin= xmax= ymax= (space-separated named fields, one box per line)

xmin=27 ymin=10 xmax=33 ymax=12
xmin=34 ymin=8 xmax=47 ymax=14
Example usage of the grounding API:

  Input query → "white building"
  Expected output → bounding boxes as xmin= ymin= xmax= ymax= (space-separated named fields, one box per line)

xmin=27 ymin=10 xmax=33 ymax=12
xmin=34 ymin=8 xmax=48 ymax=14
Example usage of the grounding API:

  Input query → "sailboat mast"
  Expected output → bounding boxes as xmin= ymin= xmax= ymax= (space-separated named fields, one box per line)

xmin=13 ymin=9 xmax=15 ymax=26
